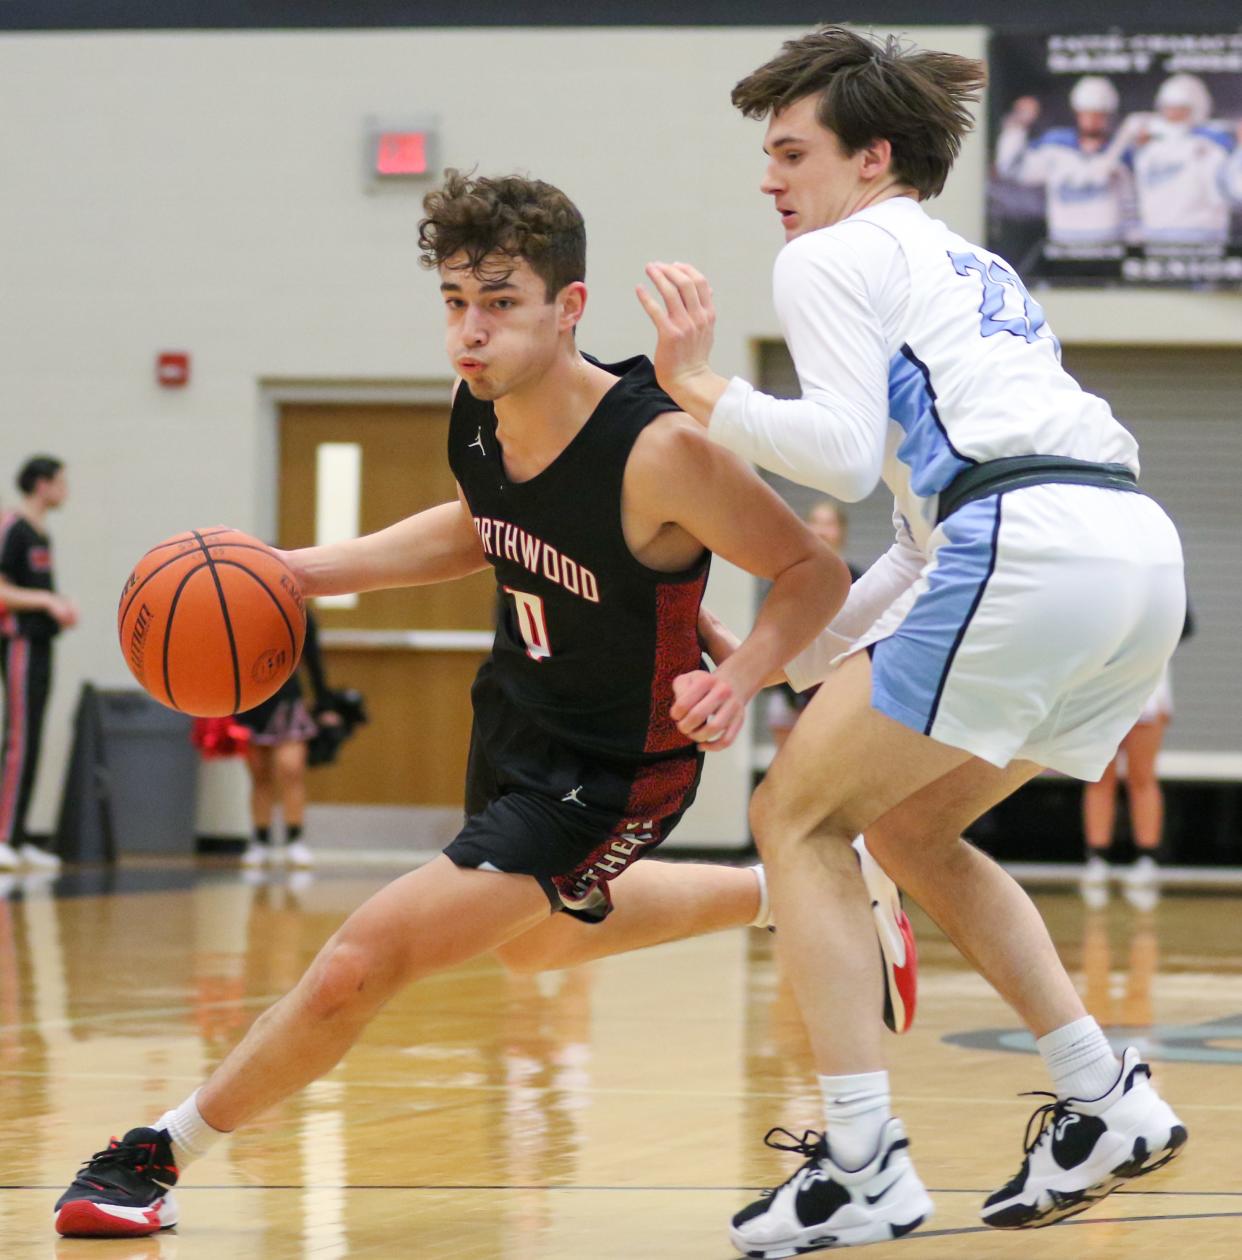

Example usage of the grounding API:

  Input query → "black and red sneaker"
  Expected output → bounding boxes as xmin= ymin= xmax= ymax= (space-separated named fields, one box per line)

xmin=54 ymin=1127 xmax=179 ymax=1237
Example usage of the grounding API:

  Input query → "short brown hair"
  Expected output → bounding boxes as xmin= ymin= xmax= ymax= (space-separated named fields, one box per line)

xmin=732 ymin=26 xmax=986 ymax=199
xmin=418 ymin=169 xmax=586 ymax=299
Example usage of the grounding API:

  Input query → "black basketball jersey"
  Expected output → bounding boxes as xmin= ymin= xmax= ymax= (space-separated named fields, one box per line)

xmin=449 ymin=354 xmax=710 ymax=764
xmin=0 ymin=512 xmax=58 ymax=639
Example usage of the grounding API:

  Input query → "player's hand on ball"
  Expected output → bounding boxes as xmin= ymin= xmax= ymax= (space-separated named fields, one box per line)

xmin=671 ymin=668 xmax=743 ymax=751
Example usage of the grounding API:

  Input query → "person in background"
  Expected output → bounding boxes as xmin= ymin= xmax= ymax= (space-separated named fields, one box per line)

xmin=235 ymin=610 xmax=338 ymax=870
xmin=1081 ymin=606 xmax=1194 ymax=908
xmin=766 ymin=499 xmax=861 ymax=748
xmin=995 ymin=75 xmax=1134 ymax=249
xmin=0 ymin=457 xmax=78 ymax=873
xmin=1121 ymin=74 xmax=1242 ymax=247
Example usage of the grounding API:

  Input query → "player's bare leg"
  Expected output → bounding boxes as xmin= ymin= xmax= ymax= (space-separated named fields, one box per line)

xmin=245 ymin=745 xmax=275 ymax=829
xmin=1120 ymin=718 xmax=1166 ymax=851
xmin=493 ymin=860 xmax=763 ymax=973
xmin=749 ymin=653 xmax=976 ymax=1075
xmin=54 ymin=857 xmax=549 ymax=1236
xmin=1082 ymin=757 xmax=1120 ymax=853
xmin=863 ymin=760 xmax=1091 ymax=1035
xmin=198 ymin=857 xmax=548 ymax=1129
xmin=732 ymin=652 xmax=1185 ymax=1254
xmin=273 ymin=739 xmax=308 ymax=834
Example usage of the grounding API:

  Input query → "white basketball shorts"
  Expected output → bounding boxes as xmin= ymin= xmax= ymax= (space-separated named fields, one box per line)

xmin=862 ymin=483 xmax=1185 ymax=781
xmin=1136 ymin=664 xmax=1173 ymax=725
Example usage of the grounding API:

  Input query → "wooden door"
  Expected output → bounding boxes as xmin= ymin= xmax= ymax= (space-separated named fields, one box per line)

xmin=278 ymin=402 xmax=493 ymax=806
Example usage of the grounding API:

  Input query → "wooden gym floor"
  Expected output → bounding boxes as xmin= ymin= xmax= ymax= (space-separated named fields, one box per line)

xmin=0 ymin=859 xmax=1238 ymax=1258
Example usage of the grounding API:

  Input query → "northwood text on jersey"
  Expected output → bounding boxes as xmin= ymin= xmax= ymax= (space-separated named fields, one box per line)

xmin=473 ymin=516 xmax=601 ymax=603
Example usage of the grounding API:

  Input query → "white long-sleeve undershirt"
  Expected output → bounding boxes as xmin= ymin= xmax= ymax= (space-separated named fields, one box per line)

xmin=708 ymin=215 xmax=909 ymax=501
xmin=785 ymin=508 xmax=926 ymax=693
xmin=708 ymin=209 xmax=920 ymax=690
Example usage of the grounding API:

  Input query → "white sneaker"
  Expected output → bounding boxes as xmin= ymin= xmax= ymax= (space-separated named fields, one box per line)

xmin=1081 ymin=853 xmax=1110 ymax=885
xmin=283 ymin=840 xmax=314 ymax=868
xmin=852 ymin=838 xmax=918 ymax=1034
xmin=240 ymin=842 xmax=270 ymax=868
xmin=1124 ymin=854 xmax=1160 ymax=887
xmin=0 ymin=842 xmax=19 ymax=871
xmin=981 ymin=1045 xmax=1187 ymax=1229
xmin=730 ymin=1119 xmax=933 ymax=1256
xmin=18 ymin=844 xmax=62 ymax=872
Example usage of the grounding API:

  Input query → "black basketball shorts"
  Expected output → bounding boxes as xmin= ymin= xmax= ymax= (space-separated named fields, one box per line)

xmin=444 ymin=698 xmax=703 ymax=925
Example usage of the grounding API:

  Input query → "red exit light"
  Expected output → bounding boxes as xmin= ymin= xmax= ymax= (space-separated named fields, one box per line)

xmin=375 ymin=132 xmax=427 ymax=177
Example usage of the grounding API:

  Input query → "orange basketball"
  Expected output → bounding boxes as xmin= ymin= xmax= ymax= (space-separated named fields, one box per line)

xmin=117 ymin=527 xmax=307 ymax=717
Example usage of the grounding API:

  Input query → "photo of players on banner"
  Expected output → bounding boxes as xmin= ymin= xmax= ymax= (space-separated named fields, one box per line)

xmin=988 ymin=32 xmax=1242 ymax=287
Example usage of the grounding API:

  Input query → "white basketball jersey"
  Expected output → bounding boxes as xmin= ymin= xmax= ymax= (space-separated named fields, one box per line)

xmin=858 ymin=199 xmax=1140 ymax=547
xmin=996 ymin=126 xmax=1131 ymax=243
xmin=1132 ymin=125 xmax=1235 ymax=243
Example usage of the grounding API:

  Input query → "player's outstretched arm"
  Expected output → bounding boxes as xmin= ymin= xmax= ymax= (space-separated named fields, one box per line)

xmin=279 ymin=489 xmax=487 ymax=597
xmin=0 ymin=578 xmax=75 ymax=624
xmin=630 ymin=418 xmax=849 ymax=750
xmin=639 ymin=253 xmax=889 ymax=503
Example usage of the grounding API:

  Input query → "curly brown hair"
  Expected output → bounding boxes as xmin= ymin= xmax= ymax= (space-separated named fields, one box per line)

xmin=418 ymin=170 xmax=586 ymax=299
xmin=732 ymin=26 xmax=986 ymax=199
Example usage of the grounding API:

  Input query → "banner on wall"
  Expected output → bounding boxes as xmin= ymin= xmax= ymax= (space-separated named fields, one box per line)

xmin=987 ymin=31 xmax=1242 ymax=287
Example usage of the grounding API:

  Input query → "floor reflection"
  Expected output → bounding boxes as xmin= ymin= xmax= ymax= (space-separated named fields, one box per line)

xmin=0 ymin=865 xmax=1236 ymax=1258
xmin=1082 ymin=905 xmax=1158 ymax=1030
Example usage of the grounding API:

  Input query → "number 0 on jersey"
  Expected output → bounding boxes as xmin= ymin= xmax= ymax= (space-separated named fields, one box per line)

xmin=504 ymin=587 xmax=551 ymax=661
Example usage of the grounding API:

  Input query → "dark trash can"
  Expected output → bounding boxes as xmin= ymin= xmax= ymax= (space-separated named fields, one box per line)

xmin=56 ymin=685 xmax=198 ymax=861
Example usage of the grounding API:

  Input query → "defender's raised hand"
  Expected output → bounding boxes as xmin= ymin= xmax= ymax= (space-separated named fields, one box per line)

xmin=636 ymin=262 xmax=729 ymax=424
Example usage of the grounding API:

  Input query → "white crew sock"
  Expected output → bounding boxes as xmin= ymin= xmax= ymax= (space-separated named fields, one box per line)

xmin=1037 ymin=1016 xmax=1123 ymax=1101
xmin=153 ymin=1090 xmax=227 ymax=1171
xmin=819 ymin=1069 xmax=891 ymax=1170
xmin=749 ymin=864 xmax=772 ymax=929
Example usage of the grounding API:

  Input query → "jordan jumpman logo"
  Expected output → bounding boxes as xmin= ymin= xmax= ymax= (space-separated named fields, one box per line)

xmin=468 ymin=427 xmax=486 ymax=455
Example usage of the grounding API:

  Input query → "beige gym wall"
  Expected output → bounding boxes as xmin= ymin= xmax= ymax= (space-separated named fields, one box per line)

xmin=1 ymin=25 xmax=1236 ymax=841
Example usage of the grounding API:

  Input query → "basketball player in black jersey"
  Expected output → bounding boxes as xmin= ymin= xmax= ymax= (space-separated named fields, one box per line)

xmin=0 ymin=456 xmax=78 ymax=873
xmin=55 ymin=172 xmax=909 ymax=1240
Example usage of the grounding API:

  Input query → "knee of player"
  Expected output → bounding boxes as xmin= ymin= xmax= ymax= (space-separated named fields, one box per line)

xmin=276 ymin=761 xmax=304 ymax=790
xmin=302 ymin=940 xmax=385 ymax=1021
xmin=748 ymin=781 xmax=811 ymax=857
xmin=748 ymin=781 xmax=780 ymax=847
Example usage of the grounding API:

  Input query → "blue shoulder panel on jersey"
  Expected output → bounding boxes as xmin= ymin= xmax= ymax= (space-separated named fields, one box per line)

xmin=888 ymin=346 xmax=975 ymax=499
xmin=1193 ymin=125 xmax=1234 ymax=152
xmin=1034 ymin=128 xmax=1079 ymax=151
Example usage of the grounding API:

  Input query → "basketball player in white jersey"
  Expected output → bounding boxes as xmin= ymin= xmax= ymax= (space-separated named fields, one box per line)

xmin=995 ymin=76 xmax=1134 ymax=247
xmin=1119 ymin=74 xmax=1242 ymax=246
xmin=638 ymin=26 xmax=1188 ymax=1255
